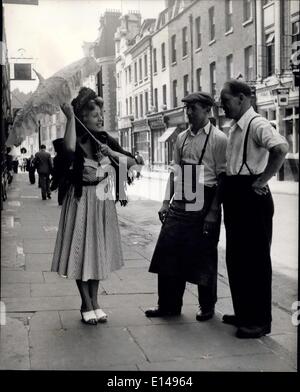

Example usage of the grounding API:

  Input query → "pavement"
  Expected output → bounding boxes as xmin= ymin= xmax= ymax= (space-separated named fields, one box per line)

xmin=0 ymin=172 xmax=298 ymax=371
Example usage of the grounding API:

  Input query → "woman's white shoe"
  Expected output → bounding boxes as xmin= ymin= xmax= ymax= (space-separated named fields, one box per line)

xmin=94 ymin=308 xmax=108 ymax=323
xmin=81 ymin=310 xmax=97 ymax=325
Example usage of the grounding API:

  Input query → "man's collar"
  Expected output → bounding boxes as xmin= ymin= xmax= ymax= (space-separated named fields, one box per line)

xmin=188 ymin=121 xmax=210 ymax=136
xmin=236 ymin=106 xmax=256 ymax=131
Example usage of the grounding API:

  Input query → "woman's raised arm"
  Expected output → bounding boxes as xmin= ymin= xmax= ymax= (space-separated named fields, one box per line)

xmin=61 ymin=103 xmax=76 ymax=153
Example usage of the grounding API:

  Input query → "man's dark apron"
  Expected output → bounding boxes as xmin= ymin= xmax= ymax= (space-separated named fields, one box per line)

xmin=223 ymin=116 xmax=274 ymax=327
xmin=149 ymin=124 xmax=221 ymax=286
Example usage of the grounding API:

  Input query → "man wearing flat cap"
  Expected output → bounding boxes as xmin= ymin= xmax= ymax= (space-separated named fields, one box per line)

xmin=146 ymin=91 xmax=227 ymax=321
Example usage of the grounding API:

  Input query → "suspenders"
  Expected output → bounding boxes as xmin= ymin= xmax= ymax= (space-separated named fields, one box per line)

xmin=180 ymin=123 xmax=213 ymax=165
xmin=237 ymin=116 xmax=261 ymax=175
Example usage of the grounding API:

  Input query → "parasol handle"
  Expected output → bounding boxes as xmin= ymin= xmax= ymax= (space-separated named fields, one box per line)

xmin=74 ymin=114 xmax=119 ymax=167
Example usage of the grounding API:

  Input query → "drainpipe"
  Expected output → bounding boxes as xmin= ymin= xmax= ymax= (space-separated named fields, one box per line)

xmin=149 ymin=36 xmax=154 ymax=168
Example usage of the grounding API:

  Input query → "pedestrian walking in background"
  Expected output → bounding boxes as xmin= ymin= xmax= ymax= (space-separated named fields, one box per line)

xmin=34 ymin=145 xmax=53 ymax=200
xmin=26 ymin=154 xmax=36 ymax=184
xmin=134 ymin=151 xmax=144 ymax=179
xmin=51 ymin=87 xmax=137 ymax=325
xmin=220 ymin=79 xmax=288 ymax=339
xmin=145 ymin=92 xmax=227 ymax=321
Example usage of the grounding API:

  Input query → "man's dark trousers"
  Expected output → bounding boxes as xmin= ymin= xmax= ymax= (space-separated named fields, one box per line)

xmin=39 ymin=174 xmax=51 ymax=199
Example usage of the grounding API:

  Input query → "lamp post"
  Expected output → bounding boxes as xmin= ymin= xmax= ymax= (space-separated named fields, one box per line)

xmin=38 ymin=120 xmax=41 ymax=149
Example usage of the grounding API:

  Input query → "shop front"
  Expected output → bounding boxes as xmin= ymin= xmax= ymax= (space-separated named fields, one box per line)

xmin=147 ymin=113 xmax=166 ymax=171
xmin=256 ymin=78 xmax=299 ymax=181
xmin=118 ymin=117 xmax=133 ymax=152
xmin=163 ymin=107 xmax=187 ymax=165
xmin=132 ymin=119 xmax=150 ymax=167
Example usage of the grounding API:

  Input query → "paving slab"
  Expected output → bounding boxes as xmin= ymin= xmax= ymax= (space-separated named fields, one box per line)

xmin=1 ymin=270 xmax=44 ymax=284
xmin=122 ymin=259 xmax=150 ymax=268
xmin=3 ymin=296 xmax=81 ymax=312
xmin=29 ymin=311 xmax=62 ymax=331
xmin=136 ymin=353 xmax=296 ymax=372
xmin=59 ymin=307 xmax=153 ymax=330
xmin=127 ymin=322 xmax=273 ymax=362
xmin=25 ymin=253 xmax=52 ymax=271
xmin=30 ymin=282 xmax=79 ymax=297
xmin=0 ymin=317 xmax=30 ymax=370
xmin=99 ymin=293 xmax=158 ymax=308
xmin=1 ymin=283 xmax=31 ymax=298
xmin=29 ymin=327 xmax=147 ymax=370
xmin=23 ymin=239 xmax=56 ymax=254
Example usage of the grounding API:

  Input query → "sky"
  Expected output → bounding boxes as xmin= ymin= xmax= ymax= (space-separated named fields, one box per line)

xmin=4 ymin=0 xmax=165 ymax=92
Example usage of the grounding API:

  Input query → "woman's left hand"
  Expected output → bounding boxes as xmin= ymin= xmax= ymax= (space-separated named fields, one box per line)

xmin=99 ymin=144 xmax=114 ymax=157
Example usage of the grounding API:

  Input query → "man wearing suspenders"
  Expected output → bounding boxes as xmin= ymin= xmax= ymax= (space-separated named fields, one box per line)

xmin=220 ymin=80 xmax=288 ymax=339
xmin=145 ymin=92 xmax=227 ymax=321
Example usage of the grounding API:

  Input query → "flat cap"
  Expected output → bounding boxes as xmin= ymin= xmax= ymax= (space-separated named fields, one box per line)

xmin=182 ymin=91 xmax=214 ymax=107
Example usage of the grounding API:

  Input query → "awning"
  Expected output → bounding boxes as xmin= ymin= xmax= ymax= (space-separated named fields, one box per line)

xmin=158 ymin=127 xmax=177 ymax=143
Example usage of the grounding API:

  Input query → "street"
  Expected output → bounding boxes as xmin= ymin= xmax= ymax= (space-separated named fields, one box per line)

xmin=0 ymin=172 xmax=297 ymax=371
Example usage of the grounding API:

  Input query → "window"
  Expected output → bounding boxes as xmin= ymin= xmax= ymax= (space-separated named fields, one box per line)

xmin=171 ymin=34 xmax=176 ymax=63
xmin=226 ymin=54 xmax=233 ymax=79
xmin=134 ymin=62 xmax=137 ymax=83
xmin=139 ymin=58 xmax=143 ymax=81
xmin=153 ymin=48 xmax=157 ymax=73
xmin=182 ymin=27 xmax=188 ymax=57
xmin=195 ymin=17 xmax=201 ymax=49
xmin=128 ymin=65 xmax=132 ymax=83
xmin=144 ymin=54 xmax=148 ymax=77
xmin=162 ymin=84 xmax=167 ymax=106
xmin=154 ymin=88 xmax=158 ymax=110
xmin=161 ymin=42 xmax=166 ymax=69
xmin=209 ymin=7 xmax=215 ymax=41
xmin=126 ymin=98 xmax=128 ymax=116
xmin=265 ymin=32 xmax=275 ymax=76
xmin=225 ymin=0 xmax=233 ymax=32
xmin=135 ymin=96 xmax=138 ymax=118
xmin=210 ymin=62 xmax=216 ymax=97
xmin=243 ymin=0 xmax=252 ymax=22
xmin=140 ymin=94 xmax=143 ymax=117
xmin=292 ymin=20 xmax=300 ymax=45
xmin=145 ymin=91 xmax=149 ymax=113
xmin=117 ymin=72 xmax=120 ymax=88
xmin=117 ymin=101 xmax=121 ymax=117
xmin=183 ymin=74 xmax=189 ymax=97
xmin=263 ymin=0 xmax=273 ymax=6
xmin=129 ymin=97 xmax=133 ymax=115
xmin=125 ymin=68 xmax=128 ymax=85
xmin=196 ymin=68 xmax=202 ymax=91
xmin=245 ymin=46 xmax=254 ymax=81
xmin=173 ymin=80 xmax=178 ymax=107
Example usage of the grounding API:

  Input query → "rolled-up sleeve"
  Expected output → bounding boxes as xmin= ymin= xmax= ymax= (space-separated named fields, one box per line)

xmin=214 ymin=133 xmax=228 ymax=176
xmin=253 ymin=119 xmax=288 ymax=151
xmin=172 ymin=135 xmax=181 ymax=165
